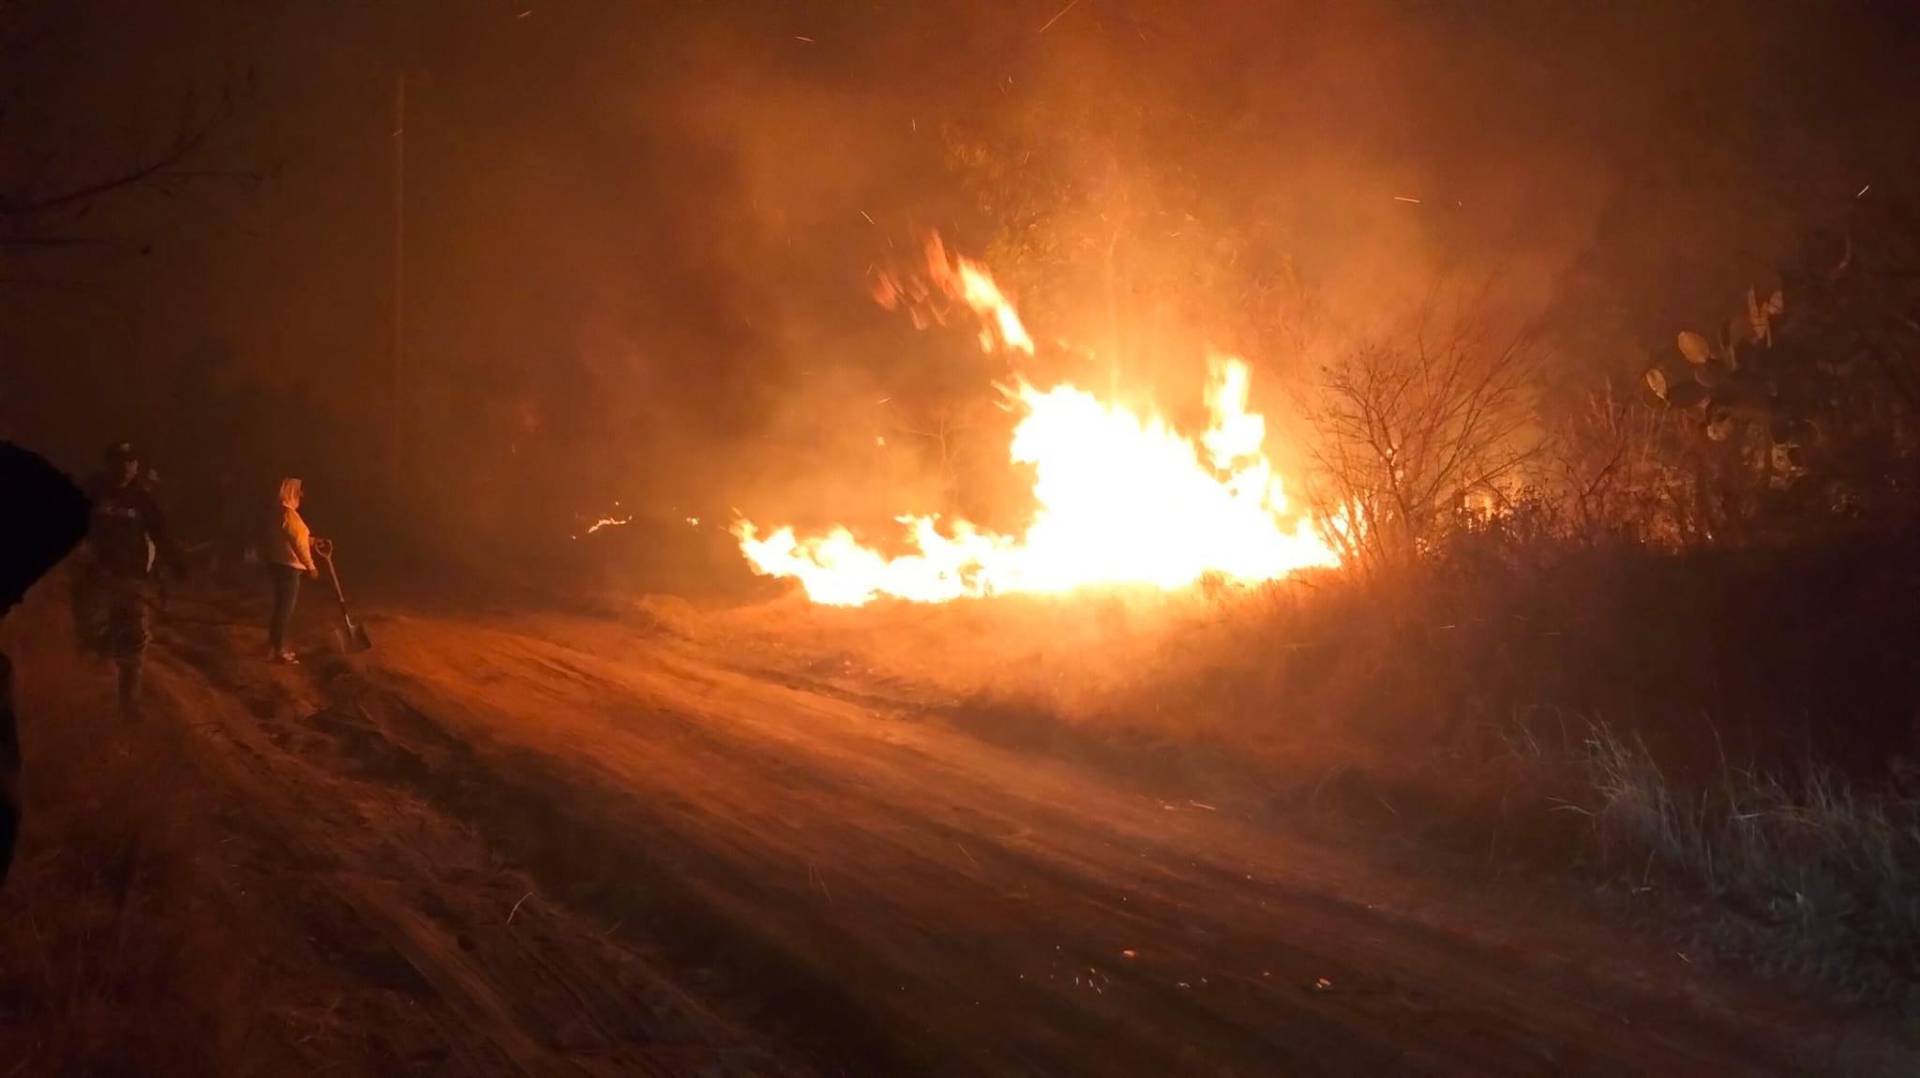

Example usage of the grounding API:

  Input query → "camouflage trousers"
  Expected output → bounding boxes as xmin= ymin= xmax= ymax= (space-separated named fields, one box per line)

xmin=71 ymin=570 xmax=152 ymax=716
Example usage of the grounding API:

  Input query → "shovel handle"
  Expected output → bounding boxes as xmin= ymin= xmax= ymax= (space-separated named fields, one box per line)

xmin=320 ymin=552 xmax=349 ymax=606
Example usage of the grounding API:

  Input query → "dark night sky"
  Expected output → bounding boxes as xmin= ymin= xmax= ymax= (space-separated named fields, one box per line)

xmin=4 ymin=1 xmax=1918 ymax=571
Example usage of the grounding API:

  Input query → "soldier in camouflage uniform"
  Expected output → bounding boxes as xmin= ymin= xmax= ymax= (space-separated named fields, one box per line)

xmin=71 ymin=442 xmax=187 ymax=720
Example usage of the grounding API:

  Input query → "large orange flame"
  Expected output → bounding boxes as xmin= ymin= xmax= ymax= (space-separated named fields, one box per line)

xmin=734 ymin=243 xmax=1338 ymax=605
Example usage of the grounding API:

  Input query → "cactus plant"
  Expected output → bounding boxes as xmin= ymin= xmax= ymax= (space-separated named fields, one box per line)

xmin=1610 ymin=197 xmax=1920 ymax=541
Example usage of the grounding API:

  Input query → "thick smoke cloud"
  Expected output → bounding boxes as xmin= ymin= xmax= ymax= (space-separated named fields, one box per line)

xmin=3 ymin=1 xmax=1915 ymax=583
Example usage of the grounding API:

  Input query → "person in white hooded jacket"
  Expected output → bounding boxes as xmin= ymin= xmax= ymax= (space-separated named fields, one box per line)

xmin=266 ymin=477 xmax=323 ymax=663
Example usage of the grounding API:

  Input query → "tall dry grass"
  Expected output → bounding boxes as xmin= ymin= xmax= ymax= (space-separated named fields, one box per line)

xmin=1578 ymin=723 xmax=1920 ymax=1004
xmin=0 ymin=593 xmax=266 ymax=1073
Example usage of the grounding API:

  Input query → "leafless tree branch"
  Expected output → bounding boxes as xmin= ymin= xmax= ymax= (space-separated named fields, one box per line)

xmin=1304 ymin=311 xmax=1541 ymax=572
xmin=0 ymin=72 xmax=257 ymax=252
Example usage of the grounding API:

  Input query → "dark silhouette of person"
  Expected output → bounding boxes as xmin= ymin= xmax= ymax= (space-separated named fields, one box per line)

xmin=0 ymin=441 xmax=91 ymax=884
xmin=71 ymin=442 xmax=187 ymax=719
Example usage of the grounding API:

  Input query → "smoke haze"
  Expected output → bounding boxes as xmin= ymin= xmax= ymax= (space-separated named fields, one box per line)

xmin=4 ymin=0 xmax=1916 ymax=582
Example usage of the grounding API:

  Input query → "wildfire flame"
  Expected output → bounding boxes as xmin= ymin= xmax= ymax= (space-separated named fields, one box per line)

xmin=734 ymin=242 xmax=1338 ymax=605
xmin=873 ymin=234 xmax=1035 ymax=356
xmin=935 ymin=237 xmax=1035 ymax=355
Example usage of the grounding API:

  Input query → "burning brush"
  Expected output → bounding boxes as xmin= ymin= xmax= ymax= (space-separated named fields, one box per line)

xmin=732 ymin=236 xmax=1337 ymax=606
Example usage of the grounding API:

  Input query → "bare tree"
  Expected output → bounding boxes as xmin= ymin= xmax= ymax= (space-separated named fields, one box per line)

xmin=1305 ymin=315 xmax=1540 ymax=573
xmin=1 ymin=55 xmax=254 ymax=257
xmin=1545 ymin=382 xmax=1712 ymax=547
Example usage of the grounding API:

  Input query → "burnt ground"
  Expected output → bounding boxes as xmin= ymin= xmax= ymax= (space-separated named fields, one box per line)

xmin=0 ymin=581 xmax=1910 ymax=1075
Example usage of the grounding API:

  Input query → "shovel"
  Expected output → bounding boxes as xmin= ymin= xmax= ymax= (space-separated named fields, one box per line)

xmin=318 ymin=549 xmax=374 ymax=653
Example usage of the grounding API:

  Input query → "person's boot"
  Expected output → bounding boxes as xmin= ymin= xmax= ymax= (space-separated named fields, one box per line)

xmin=116 ymin=660 xmax=142 ymax=720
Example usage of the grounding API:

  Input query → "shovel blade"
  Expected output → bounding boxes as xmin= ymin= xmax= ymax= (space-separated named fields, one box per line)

xmin=333 ymin=619 xmax=374 ymax=653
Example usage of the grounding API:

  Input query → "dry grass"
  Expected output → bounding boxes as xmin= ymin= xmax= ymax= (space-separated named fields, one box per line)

xmin=673 ymin=531 xmax=1920 ymax=1008
xmin=0 ymin=601 xmax=268 ymax=1074
xmin=1578 ymin=723 xmax=1920 ymax=1005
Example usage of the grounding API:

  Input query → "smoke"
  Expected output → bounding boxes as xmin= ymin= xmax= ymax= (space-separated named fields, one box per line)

xmin=4 ymin=0 xmax=1916 ymax=584
xmin=654 ymin=0 xmax=1920 ymax=535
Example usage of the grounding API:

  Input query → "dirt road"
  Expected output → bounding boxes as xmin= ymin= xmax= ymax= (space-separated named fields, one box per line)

xmin=6 ymin=589 xmax=1896 ymax=1074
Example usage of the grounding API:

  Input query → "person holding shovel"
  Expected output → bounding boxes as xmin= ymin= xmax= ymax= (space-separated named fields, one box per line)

xmin=266 ymin=477 xmax=323 ymax=664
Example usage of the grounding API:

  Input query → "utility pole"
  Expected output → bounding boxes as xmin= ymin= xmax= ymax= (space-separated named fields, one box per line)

xmin=389 ymin=72 xmax=407 ymax=487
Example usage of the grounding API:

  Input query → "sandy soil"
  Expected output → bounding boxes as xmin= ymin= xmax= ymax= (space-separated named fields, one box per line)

xmin=1 ymin=583 xmax=1907 ymax=1075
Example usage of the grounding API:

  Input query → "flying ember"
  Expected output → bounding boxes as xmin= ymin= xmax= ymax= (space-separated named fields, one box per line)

xmin=733 ymin=243 xmax=1338 ymax=605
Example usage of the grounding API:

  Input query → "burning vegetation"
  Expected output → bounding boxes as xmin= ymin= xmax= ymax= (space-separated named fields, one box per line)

xmin=8 ymin=1 xmax=1920 ymax=1069
xmin=732 ymin=237 xmax=1335 ymax=604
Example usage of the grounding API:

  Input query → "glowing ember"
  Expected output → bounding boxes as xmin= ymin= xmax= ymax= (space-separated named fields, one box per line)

xmin=734 ymin=244 xmax=1338 ymax=605
xmin=573 ymin=514 xmax=632 ymax=539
